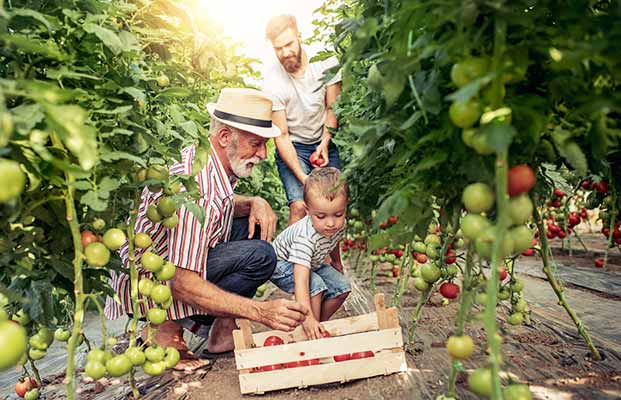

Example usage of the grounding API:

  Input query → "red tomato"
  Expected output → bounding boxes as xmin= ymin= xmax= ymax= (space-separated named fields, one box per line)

xmin=15 ymin=378 xmax=38 ymax=398
xmin=309 ymin=152 xmax=325 ymax=167
xmin=594 ymin=258 xmax=604 ymax=268
xmin=394 ymin=250 xmax=403 ymax=258
xmin=554 ymin=188 xmax=565 ymax=198
xmin=263 ymin=335 xmax=284 ymax=346
xmin=552 ymin=199 xmax=561 ymax=208
xmin=392 ymin=266 xmax=400 ymax=277
xmin=546 ymin=230 xmax=556 ymax=240
xmin=379 ymin=221 xmax=388 ymax=230
xmin=521 ymin=248 xmax=534 ymax=256
xmin=581 ymin=180 xmax=590 ymax=189
xmin=416 ymin=253 xmax=428 ymax=264
xmin=388 ymin=215 xmax=399 ymax=225
xmin=507 ymin=165 xmax=536 ymax=197
xmin=334 ymin=353 xmax=352 ymax=362
xmin=557 ymin=230 xmax=566 ymax=239
xmin=602 ymin=227 xmax=611 ymax=237
xmin=351 ymin=351 xmax=374 ymax=359
xmin=445 ymin=250 xmax=457 ymax=264
xmin=81 ymin=230 xmax=98 ymax=248
xmin=499 ymin=268 xmax=508 ymax=281
xmin=596 ymin=181 xmax=608 ymax=194
xmin=439 ymin=282 xmax=460 ymax=299
xmin=613 ymin=229 xmax=621 ymax=240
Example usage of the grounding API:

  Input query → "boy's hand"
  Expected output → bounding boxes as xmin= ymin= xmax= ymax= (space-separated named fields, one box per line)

xmin=302 ymin=316 xmax=327 ymax=340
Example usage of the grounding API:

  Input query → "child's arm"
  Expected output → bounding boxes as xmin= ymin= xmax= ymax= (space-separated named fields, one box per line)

xmin=329 ymin=244 xmax=344 ymax=273
xmin=293 ymin=264 xmax=326 ymax=340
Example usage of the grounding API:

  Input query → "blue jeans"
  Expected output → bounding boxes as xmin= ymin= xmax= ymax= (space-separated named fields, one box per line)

xmin=177 ymin=218 xmax=276 ymax=333
xmin=276 ymin=141 xmax=341 ymax=204
xmin=271 ymin=261 xmax=351 ymax=299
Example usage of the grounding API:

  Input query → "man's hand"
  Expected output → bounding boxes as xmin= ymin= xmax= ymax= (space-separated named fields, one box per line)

xmin=257 ymin=298 xmax=308 ymax=331
xmin=314 ymin=143 xmax=330 ymax=167
xmin=302 ymin=315 xmax=327 ymax=340
xmin=247 ymin=197 xmax=278 ymax=241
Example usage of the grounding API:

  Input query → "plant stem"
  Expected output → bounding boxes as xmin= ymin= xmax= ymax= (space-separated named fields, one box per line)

xmin=126 ymin=194 xmax=141 ymax=399
xmin=534 ymin=207 xmax=602 ymax=360
xmin=370 ymin=261 xmax=377 ymax=293
xmin=392 ymin=244 xmax=411 ymax=307
xmin=28 ymin=358 xmax=42 ymax=385
xmin=447 ymin=243 xmax=475 ymax=397
xmin=408 ymin=286 xmax=433 ymax=344
xmin=62 ymin=171 xmax=85 ymax=400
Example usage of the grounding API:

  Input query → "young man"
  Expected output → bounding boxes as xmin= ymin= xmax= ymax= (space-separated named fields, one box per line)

xmin=105 ymin=88 xmax=308 ymax=370
xmin=262 ymin=14 xmax=343 ymax=225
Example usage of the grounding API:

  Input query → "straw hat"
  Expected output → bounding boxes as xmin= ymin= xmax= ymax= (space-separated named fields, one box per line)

xmin=207 ymin=88 xmax=281 ymax=138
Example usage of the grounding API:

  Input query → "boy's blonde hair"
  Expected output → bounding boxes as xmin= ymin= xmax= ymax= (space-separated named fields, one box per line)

xmin=303 ymin=167 xmax=348 ymax=204
xmin=265 ymin=14 xmax=298 ymax=42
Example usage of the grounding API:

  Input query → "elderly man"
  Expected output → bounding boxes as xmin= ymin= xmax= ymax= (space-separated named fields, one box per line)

xmin=261 ymin=14 xmax=343 ymax=225
xmin=105 ymin=88 xmax=308 ymax=370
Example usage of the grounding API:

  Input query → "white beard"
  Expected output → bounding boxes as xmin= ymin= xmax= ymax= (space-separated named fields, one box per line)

xmin=226 ymin=142 xmax=260 ymax=178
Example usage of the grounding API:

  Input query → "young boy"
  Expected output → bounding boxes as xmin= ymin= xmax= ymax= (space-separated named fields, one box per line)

xmin=271 ymin=167 xmax=351 ymax=339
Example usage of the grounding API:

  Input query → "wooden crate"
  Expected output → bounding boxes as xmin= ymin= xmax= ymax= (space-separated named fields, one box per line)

xmin=233 ymin=293 xmax=407 ymax=395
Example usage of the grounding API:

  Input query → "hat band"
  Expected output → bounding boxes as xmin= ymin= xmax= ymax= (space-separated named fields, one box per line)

xmin=214 ymin=109 xmax=272 ymax=128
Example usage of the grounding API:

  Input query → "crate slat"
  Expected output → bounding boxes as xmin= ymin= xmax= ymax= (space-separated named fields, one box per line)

xmin=238 ymin=350 xmax=407 ymax=394
xmin=251 ymin=311 xmax=380 ymax=345
xmin=235 ymin=328 xmax=402 ymax=370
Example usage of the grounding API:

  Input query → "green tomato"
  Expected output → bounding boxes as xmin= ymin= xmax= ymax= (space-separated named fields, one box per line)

xmin=107 ymin=337 xmax=118 ymax=346
xmin=143 ymin=360 xmax=166 ymax=376
xmin=498 ymin=287 xmax=511 ymax=301
xmin=513 ymin=298 xmax=527 ymax=313
xmin=29 ymin=335 xmax=48 ymax=351
xmin=88 ymin=348 xmax=107 ymax=363
xmin=156 ymin=74 xmax=170 ymax=88
xmin=508 ymin=195 xmax=533 ymax=225
xmin=0 ymin=321 xmax=27 ymax=370
xmin=0 ymin=158 xmax=26 ymax=203
xmin=511 ymin=279 xmax=525 ymax=292
xmin=471 ymin=131 xmax=495 ymax=155
xmin=162 ymin=214 xmax=179 ymax=229
xmin=125 ymin=347 xmax=146 ymax=366
xmin=92 ymin=218 xmax=106 ymax=231
xmin=0 ymin=308 xmax=7 ymax=322
xmin=12 ymin=309 xmax=31 ymax=326
xmin=150 ymin=284 xmax=172 ymax=304
xmin=157 ymin=197 xmax=177 ymax=218
xmin=462 ymin=183 xmax=495 ymax=214
xmin=468 ymin=368 xmax=493 ymax=397
xmin=147 ymin=308 xmax=167 ymax=325
xmin=164 ymin=347 xmax=181 ymax=368
xmin=24 ymin=388 xmax=40 ymax=400
xmin=449 ymin=99 xmax=482 ymax=128
xmin=475 ymin=226 xmax=514 ymax=260
xmin=510 ymin=226 xmax=533 ymax=254
xmin=462 ymin=128 xmax=476 ymax=147
xmin=446 ymin=335 xmax=475 ymax=360
xmin=461 ymin=214 xmax=491 ymax=241
xmin=134 ymin=233 xmax=153 ymax=249
xmin=141 ymin=251 xmax=164 ymax=273
xmin=105 ymin=354 xmax=133 ymax=377
xmin=144 ymin=345 xmax=166 ymax=362
xmin=29 ymin=348 xmax=46 ymax=360
xmin=37 ymin=327 xmax=54 ymax=345
xmin=508 ymin=312 xmax=523 ymax=325
xmin=85 ymin=360 xmax=107 ymax=380
xmin=424 ymin=234 xmax=441 ymax=246
xmin=413 ymin=242 xmax=427 ymax=254
xmin=426 ymin=246 xmax=440 ymax=260
xmin=450 ymin=57 xmax=488 ymax=87
xmin=420 ymin=262 xmax=441 ymax=283
xmin=54 ymin=328 xmax=71 ymax=342
xmin=138 ymin=278 xmax=155 ymax=297
xmin=413 ymin=277 xmax=430 ymax=292
xmin=103 ymin=228 xmax=126 ymax=251
xmin=85 ymin=242 xmax=111 ymax=268
xmin=475 ymin=292 xmax=488 ymax=305
xmin=446 ymin=265 xmax=459 ymax=277
xmin=503 ymin=384 xmax=533 ymax=400
xmin=452 ymin=238 xmax=465 ymax=249
xmin=147 ymin=205 xmax=163 ymax=223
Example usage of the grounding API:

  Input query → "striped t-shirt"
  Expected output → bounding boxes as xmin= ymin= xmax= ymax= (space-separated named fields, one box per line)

xmin=273 ymin=216 xmax=345 ymax=269
xmin=104 ymin=144 xmax=236 ymax=321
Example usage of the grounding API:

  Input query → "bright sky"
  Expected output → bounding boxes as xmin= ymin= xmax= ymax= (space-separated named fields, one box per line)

xmin=191 ymin=0 xmax=328 ymax=78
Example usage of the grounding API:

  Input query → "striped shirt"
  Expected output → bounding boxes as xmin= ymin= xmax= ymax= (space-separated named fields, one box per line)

xmin=272 ymin=216 xmax=344 ymax=269
xmin=104 ymin=144 xmax=236 ymax=321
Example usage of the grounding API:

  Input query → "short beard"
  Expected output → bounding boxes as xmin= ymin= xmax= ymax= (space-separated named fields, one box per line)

xmin=226 ymin=134 xmax=260 ymax=178
xmin=281 ymin=41 xmax=302 ymax=73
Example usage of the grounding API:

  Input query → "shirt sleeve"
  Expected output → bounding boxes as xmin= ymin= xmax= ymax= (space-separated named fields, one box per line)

xmin=287 ymin=237 xmax=314 ymax=268
xmin=167 ymin=195 xmax=213 ymax=277
xmin=325 ymin=56 xmax=342 ymax=86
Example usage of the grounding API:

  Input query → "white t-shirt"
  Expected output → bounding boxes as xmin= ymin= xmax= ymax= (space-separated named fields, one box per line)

xmin=261 ymin=55 xmax=342 ymax=144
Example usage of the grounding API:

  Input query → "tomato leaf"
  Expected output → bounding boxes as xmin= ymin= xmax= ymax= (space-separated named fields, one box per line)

xmin=83 ymin=23 xmax=124 ymax=55
xmin=480 ymin=121 xmax=516 ymax=153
